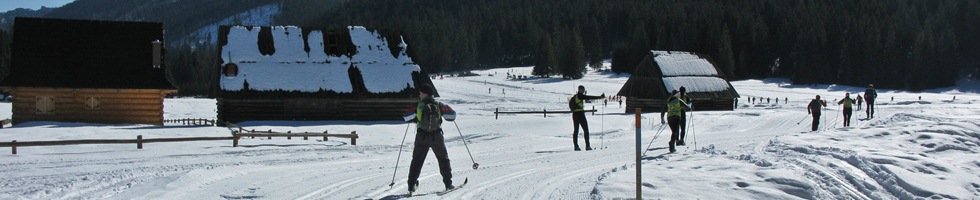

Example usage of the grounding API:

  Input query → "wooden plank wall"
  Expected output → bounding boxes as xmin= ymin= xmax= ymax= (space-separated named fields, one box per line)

xmin=219 ymin=98 xmax=416 ymax=123
xmin=9 ymin=88 xmax=169 ymax=125
xmin=625 ymin=98 xmax=734 ymax=113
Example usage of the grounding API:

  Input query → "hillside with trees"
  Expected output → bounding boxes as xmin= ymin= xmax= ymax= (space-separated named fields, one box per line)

xmin=1 ymin=0 xmax=978 ymax=96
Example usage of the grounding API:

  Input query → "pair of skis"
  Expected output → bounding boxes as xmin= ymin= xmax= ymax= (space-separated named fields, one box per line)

xmin=403 ymin=178 xmax=468 ymax=197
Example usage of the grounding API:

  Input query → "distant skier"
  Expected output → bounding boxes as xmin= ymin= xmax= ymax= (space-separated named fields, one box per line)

xmin=864 ymin=84 xmax=878 ymax=118
xmin=661 ymin=90 xmax=691 ymax=153
xmin=403 ymin=84 xmax=457 ymax=193
xmin=837 ymin=93 xmax=856 ymax=127
xmin=677 ymin=87 xmax=692 ymax=146
xmin=808 ymin=95 xmax=827 ymax=131
xmin=569 ymin=85 xmax=604 ymax=151
xmin=856 ymin=94 xmax=863 ymax=111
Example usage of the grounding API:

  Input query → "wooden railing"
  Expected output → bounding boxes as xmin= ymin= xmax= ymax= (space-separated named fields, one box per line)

xmin=164 ymin=118 xmax=216 ymax=126
xmin=226 ymin=122 xmax=359 ymax=147
xmin=493 ymin=107 xmax=597 ymax=119
xmin=0 ymin=123 xmax=360 ymax=156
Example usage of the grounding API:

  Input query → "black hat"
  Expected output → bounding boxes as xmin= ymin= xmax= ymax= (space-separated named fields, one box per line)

xmin=419 ymin=84 xmax=435 ymax=95
xmin=578 ymin=85 xmax=585 ymax=90
xmin=679 ymin=86 xmax=686 ymax=94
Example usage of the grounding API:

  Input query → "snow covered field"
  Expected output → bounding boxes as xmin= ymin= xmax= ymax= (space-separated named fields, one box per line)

xmin=1 ymin=66 xmax=978 ymax=199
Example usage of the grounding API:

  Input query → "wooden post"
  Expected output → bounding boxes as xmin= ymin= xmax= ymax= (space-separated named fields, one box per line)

xmin=268 ymin=130 xmax=272 ymax=140
xmin=495 ymin=108 xmax=499 ymax=120
xmin=11 ymin=140 xmax=16 ymax=155
xmin=323 ymin=130 xmax=328 ymax=141
xmin=287 ymin=131 xmax=291 ymax=140
xmin=635 ymin=108 xmax=642 ymax=199
xmin=351 ymin=131 xmax=357 ymax=145
xmin=233 ymin=135 xmax=240 ymax=147
xmin=543 ymin=109 xmax=547 ymax=118
xmin=303 ymin=132 xmax=308 ymax=140
xmin=137 ymin=135 xmax=143 ymax=149
xmin=592 ymin=106 xmax=595 ymax=116
xmin=251 ymin=129 xmax=255 ymax=138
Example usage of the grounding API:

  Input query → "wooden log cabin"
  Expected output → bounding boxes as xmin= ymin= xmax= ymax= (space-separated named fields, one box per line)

xmin=617 ymin=51 xmax=740 ymax=113
xmin=0 ymin=18 xmax=177 ymax=125
xmin=215 ymin=26 xmax=436 ymax=123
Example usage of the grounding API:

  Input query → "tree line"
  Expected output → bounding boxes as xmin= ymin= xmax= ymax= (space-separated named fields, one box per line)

xmin=2 ymin=0 xmax=978 ymax=96
xmin=302 ymin=0 xmax=979 ymax=90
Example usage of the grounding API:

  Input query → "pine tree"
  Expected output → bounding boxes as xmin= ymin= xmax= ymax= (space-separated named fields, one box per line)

xmin=533 ymin=36 xmax=555 ymax=77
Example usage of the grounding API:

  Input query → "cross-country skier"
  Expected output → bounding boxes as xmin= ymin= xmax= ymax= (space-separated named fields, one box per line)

xmin=403 ymin=84 xmax=457 ymax=193
xmin=808 ymin=95 xmax=827 ymax=131
xmin=677 ymin=87 xmax=692 ymax=146
xmin=856 ymin=94 xmax=863 ymax=111
xmin=864 ymin=84 xmax=878 ymax=118
xmin=837 ymin=93 xmax=855 ymax=127
xmin=569 ymin=85 xmax=604 ymax=151
xmin=661 ymin=90 xmax=691 ymax=153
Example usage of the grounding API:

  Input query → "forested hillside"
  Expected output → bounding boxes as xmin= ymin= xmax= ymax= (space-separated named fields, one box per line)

xmin=310 ymin=0 xmax=979 ymax=90
xmin=1 ymin=0 xmax=978 ymax=96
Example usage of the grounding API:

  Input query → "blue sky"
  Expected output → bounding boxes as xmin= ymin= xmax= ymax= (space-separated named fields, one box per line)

xmin=0 ymin=0 xmax=74 ymax=13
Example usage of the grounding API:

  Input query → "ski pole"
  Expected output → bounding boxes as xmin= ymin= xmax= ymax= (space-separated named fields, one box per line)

xmin=389 ymin=123 xmax=412 ymax=188
xmin=691 ymin=111 xmax=697 ymax=150
xmin=642 ymin=123 xmax=667 ymax=156
xmin=796 ymin=113 xmax=810 ymax=125
xmin=600 ymin=106 xmax=605 ymax=149
xmin=453 ymin=121 xmax=480 ymax=170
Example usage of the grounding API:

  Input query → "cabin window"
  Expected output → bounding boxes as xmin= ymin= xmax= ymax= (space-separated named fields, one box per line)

xmin=85 ymin=97 xmax=101 ymax=110
xmin=223 ymin=63 xmax=239 ymax=77
xmin=36 ymin=96 xmax=55 ymax=114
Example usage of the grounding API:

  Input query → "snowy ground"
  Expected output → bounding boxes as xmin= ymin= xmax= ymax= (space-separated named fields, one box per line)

xmin=1 ymin=66 xmax=978 ymax=199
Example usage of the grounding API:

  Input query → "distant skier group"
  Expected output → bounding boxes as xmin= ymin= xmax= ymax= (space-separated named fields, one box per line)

xmin=807 ymin=84 xmax=877 ymax=131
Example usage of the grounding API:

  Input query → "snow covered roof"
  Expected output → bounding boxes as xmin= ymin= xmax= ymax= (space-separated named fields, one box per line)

xmin=662 ymin=77 xmax=732 ymax=93
xmin=219 ymin=26 xmax=421 ymax=93
xmin=651 ymin=51 xmax=719 ymax=77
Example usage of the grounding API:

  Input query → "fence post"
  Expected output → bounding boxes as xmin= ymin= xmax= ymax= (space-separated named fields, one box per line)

xmin=495 ymin=108 xmax=499 ymax=120
xmin=323 ymin=130 xmax=329 ymax=141
xmin=543 ymin=109 xmax=547 ymax=118
xmin=267 ymin=130 xmax=272 ymax=140
xmin=233 ymin=135 xmax=239 ymax=147
xmin=250 ymin=129 xmax=255 ymax=138
xmin=303 ymin=131 xmax=308 ymax=140
xmin=11 ymin=140 xmax=16 ymax=155
xmin=593 ymin=106 xmax=595 ymax=116
xmin=351 ymin=131 xmax=357 ymax=145
xmin=287 ymin=131 xmax=291 ymax=140
xmin=635 ymin=108 xmax=642 ymax=199
xmin=137 ymin=135 xmax=143 ymax=149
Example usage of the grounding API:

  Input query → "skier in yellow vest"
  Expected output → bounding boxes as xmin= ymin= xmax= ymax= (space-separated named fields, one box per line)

xmin=660 ymin=90 xmax=691 ymax=153
xmin=837 ymin=93 xmax=856 ymax=127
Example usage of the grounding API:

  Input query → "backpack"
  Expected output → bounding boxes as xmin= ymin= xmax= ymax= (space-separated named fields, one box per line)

xmin=568 ymin=95 xmax=579 ymax=111
xmin=418 ymin=102 xmax=443 ymax=132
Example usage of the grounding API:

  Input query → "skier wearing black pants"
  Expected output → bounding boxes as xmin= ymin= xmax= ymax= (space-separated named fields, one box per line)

xmin=570 ymin=85 xmax=604 ymax=151
xmin=677 ymin=87 xmax=692 ymax=146
xmin=660 ymin=91 xmax=691 ymax=153
xmin=838 ymin=93 xmax=855 ymax=127
xmin=864 ymin=84 xmax=878 ymax=118
xmin=808 ymin=95 xmax=827 ymax=131
xmin=403 ymin=84 xmax=457 ymax=193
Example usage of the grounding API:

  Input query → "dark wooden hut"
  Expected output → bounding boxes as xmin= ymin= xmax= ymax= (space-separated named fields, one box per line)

xmin=617 ymin=51 xmax=739 ymax=113
xmin=0 ymin=17 xmax=176 ymax=125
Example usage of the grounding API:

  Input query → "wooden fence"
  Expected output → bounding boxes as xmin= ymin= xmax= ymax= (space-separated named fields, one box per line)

xmin=493 ymin=107 xmax=597 ymax=119
xmin=0 ymin=123 xmax=360 ymax=156
xmin=0 ymin=118 xmax=10 ymax=128
xmin=164 ymin=118 xmax=217 ymax=126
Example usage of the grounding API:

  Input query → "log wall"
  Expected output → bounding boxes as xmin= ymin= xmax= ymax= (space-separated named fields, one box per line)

xmin=6 ymin=87 xmax=173 ymax=125
xmin=218 ymin=98 xmax=416 ymax=123
xmin=625 ymin=98 xmax=734 ymax=113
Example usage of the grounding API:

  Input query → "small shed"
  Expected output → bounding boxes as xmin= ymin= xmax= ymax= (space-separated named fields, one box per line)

xmin=216 ymin=26 xmax=435 ymax=122
xmin=0 ymin=17 xmax=176 ymax=125
xmin=617 ymin=51 xmax=739 ymax=113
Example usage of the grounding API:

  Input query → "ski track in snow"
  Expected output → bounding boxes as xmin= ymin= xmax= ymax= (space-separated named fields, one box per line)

xmin=2 ymin=66 xmax=980 ymax=199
